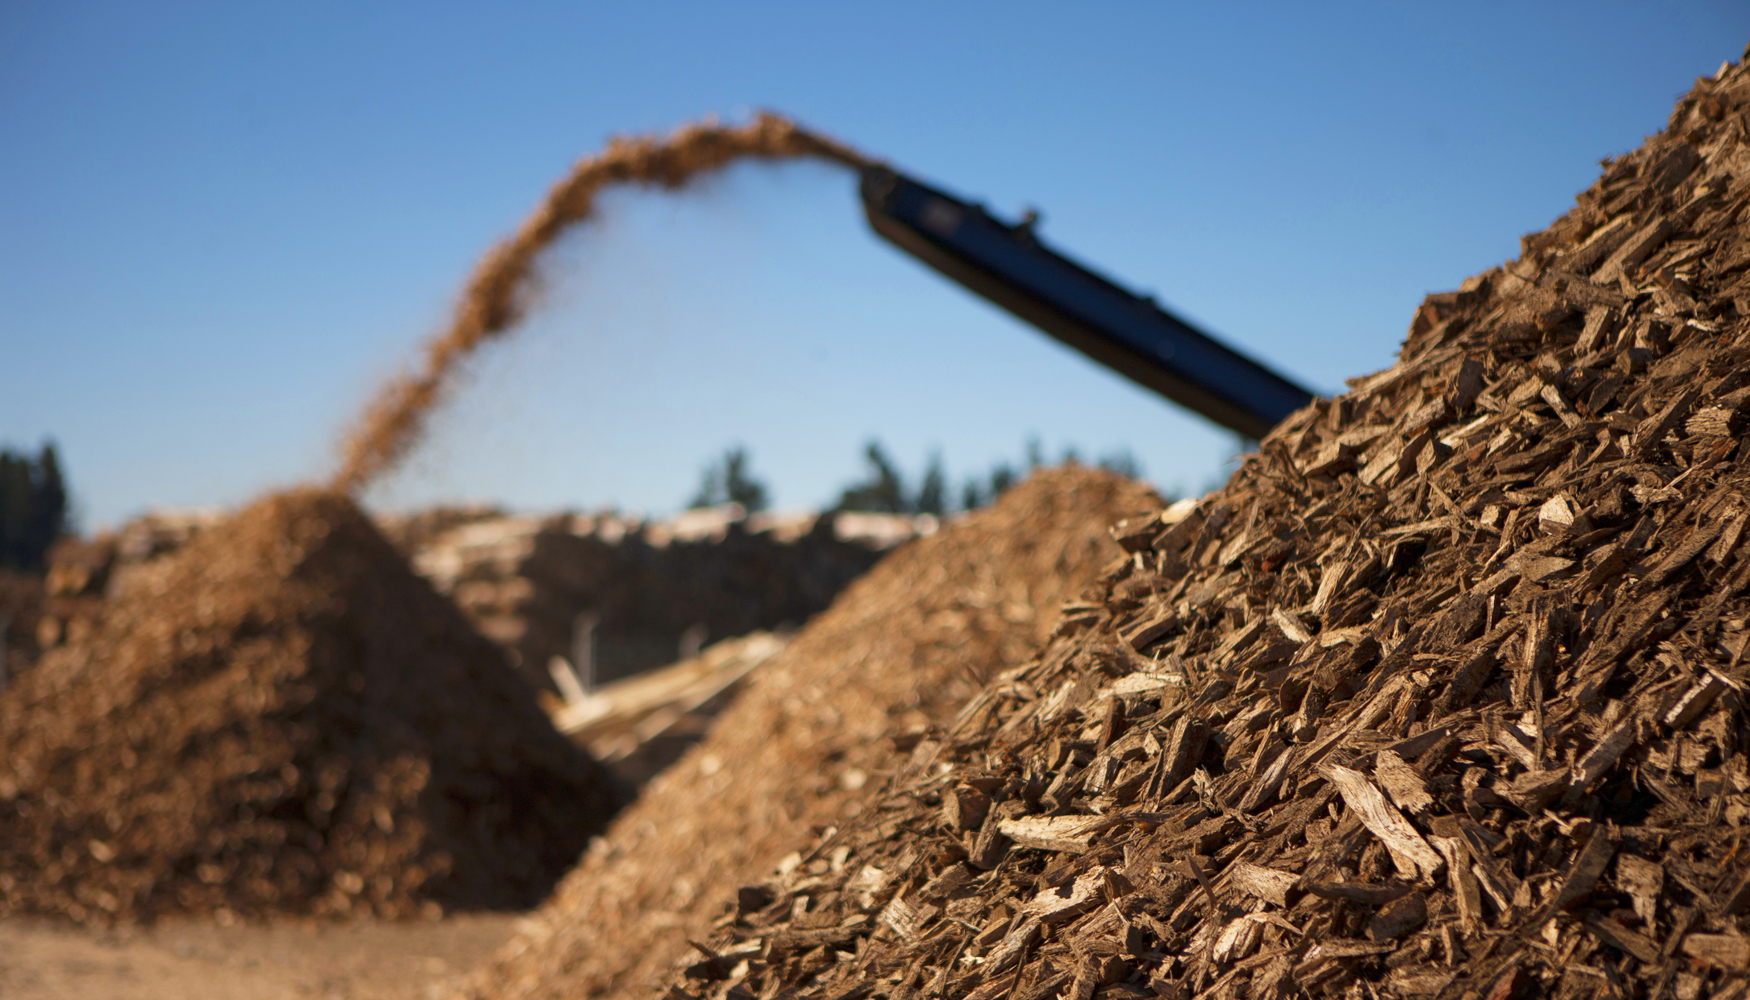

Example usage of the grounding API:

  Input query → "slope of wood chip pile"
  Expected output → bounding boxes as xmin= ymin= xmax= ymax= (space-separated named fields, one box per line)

xmin=656 ymin=56 xmax=1750 ymax=1000
xmin=32 ymin=509 xmax=239 ymax=665
xmin=464 ymin=466 xmax=1160 ymax=1000
xmin=0 ymin=489 xmax=622 ymax=925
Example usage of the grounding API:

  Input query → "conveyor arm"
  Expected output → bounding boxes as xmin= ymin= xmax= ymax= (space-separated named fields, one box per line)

xmin=859 ymin=166 xmax=1314 ymax=439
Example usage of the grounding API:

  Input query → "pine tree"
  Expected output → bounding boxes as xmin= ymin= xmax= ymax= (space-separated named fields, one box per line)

xmin=688 ymin=446 xmax=769 ymax=512
xmin=835 ymin=441 xmax=908 ymax=513
xmin=914 ymin=453 xmax=946 ymax=516
xmin=28 ymin=443 xmax=67 ymax=554
xmin=0 ymin=442 xmax=70 ymax=572
xmin=0 ymin=452 xmax=25 ymax=568
xmin=959 ymin=478 xmax=985 ymax=512
xmin=1097 ymin=448 xmax=1142 ymax=479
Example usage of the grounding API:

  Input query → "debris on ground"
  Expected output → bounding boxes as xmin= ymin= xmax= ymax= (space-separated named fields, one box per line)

xmin=32 ymin=509 xmax=228 ymax=667
xmin=0 ymin=571 xmax=43 ymax=682
xmin=0 ymin=910 xmax=522 ymax=1000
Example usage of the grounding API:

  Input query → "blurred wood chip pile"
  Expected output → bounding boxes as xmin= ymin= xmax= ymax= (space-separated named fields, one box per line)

xmin=462 ymin=466 xmax=1160 ymax=1000
xmin=0 ymin=490 xmax=620 ymax=925
xmin=0 ymin=570 xmax=44 ymax=679
xmin=30 ymin=504 xmax=930 ymax=698
xmin=651 ymin=54 xmax=1750 ymax=1000
xmin=24 ymin=508 xmax=224 ymax=665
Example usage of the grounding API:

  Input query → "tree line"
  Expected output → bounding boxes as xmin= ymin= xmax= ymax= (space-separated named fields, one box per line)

xmin=688 ymin=439 xmax=1143 ymax=516
xmin=0 ymin=442 xmax=69 ymax=573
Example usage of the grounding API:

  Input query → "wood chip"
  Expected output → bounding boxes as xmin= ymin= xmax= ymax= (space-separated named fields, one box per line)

xmin=996 ymin=815 xmax=1101 ymax=853
xmin=1322 ymin=765 xmax=1445 ymax=880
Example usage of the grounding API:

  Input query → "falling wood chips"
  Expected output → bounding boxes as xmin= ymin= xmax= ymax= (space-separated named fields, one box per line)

xmin=551 ymin=49 xmax=1750 ymax=1000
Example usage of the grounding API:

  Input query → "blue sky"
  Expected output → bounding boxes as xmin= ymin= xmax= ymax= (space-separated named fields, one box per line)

xmin=4 ymin=3 xmax=1747 ymax=528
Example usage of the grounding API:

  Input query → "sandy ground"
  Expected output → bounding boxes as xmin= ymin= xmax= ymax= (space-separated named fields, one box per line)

xmin=0 ymin=912 xmax=522 ymax=999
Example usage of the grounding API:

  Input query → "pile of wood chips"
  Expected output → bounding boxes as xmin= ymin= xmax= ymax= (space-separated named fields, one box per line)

xmin=463 ymin=466 xmax=1160 ymax=1000
xmin=638 ymin=55 xmax=1750 ymax=1000
xmin=0 ymin=489 xmax=622 ymax=925
xmin=0 ymin=570 xmax=44 ymax=676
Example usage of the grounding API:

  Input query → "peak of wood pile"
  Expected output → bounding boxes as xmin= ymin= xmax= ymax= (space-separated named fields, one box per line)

xmin=0 ymin=489 xmax=622 ymax=925
xmin=627 ymin=54 xmax=1750 ymax=1000
xmin=461 ymin=466 xmax=1160 ymax=1000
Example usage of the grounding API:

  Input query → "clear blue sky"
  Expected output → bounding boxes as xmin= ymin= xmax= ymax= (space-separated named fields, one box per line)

xmin=4 ymin=3 xmax=1746 ymax=528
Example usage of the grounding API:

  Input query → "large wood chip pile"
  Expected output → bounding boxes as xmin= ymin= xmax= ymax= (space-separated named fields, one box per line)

xmin=464 ymin=466 xmax=1160 ymax=1000
xmin=644 ymin=55 xmax=1750 ymax=1000
xmin=0 ymin=489 xmax=622 ymax=925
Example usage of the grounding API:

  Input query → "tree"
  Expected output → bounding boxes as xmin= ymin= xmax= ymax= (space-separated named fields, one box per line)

xmin=914 ymin=452 xmax=946 ymax=516
xmin=836 ymin=437 xmax=1148 ymax=515
xmin=960 ymin=478 xmax=986 ymax=512
xmin=0 ymin=452 xmax=27 ymax=568
xmin=29 ymin=443 xmax=66 ymax=550
xmin=1097 ymin=448 xmax=1143 ymax=479
xmin=986 ymin=461 xmax=1018 ymax=499
xmin=0 ymin=442 xmax=70 ymax=572
xmin=835 ymin=441 xmax=908 ymax=513
xmin=688 ymin=446 xmax=769 ymax=512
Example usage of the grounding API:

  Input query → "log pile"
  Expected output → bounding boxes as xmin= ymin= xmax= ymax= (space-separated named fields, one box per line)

xmin=400 ymin=505 xmax=932 ymax=692
xmin=463 ymin=466 xmax=1160 ymax=1000
xmin=0 ymin=489 xmax=621 ymax=925
xmin=554 ymin=630 xmax=790 ymax=787
xmin=640 ymin=55 xmax=1750 ymax=1000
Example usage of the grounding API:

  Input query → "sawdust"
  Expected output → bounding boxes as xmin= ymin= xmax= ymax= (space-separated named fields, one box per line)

xmin=332 ymin=112 xmax=871 ymax=494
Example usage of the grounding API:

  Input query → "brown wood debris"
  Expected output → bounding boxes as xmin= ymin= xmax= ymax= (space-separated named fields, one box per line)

xmin=461 ymin=468 xmax=1161 ymax=1000
xmin=0 ymin=491 xmax=623 ymax=924
xmin=641 ymin=49 xmax=1750 ymax=1000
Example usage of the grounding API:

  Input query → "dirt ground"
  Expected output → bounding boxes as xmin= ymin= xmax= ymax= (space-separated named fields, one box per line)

xmin=0 ymin=912 xmax=521 ymax=999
